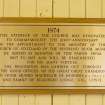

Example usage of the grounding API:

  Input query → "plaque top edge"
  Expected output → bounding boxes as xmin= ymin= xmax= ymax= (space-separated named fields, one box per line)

xmin=0 ymin=17 xmax=105 ymax=23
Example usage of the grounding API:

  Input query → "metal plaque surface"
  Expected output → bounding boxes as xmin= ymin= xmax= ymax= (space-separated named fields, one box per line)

xmin=0 ymin=18 xmax=105 ymax=93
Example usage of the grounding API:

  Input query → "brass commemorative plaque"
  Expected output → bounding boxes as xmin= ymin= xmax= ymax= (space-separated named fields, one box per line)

xmin=0 ymin=18 xmax=105 ymax=93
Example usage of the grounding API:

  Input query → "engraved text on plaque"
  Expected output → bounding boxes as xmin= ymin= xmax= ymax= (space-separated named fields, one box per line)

xmin=0 ymin=22 xmax=104 ymax=90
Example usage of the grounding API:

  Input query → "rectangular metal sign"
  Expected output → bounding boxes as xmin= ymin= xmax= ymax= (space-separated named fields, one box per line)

xmin=0 ymin=18 xmax=105 ymax=93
